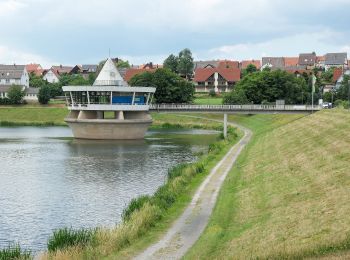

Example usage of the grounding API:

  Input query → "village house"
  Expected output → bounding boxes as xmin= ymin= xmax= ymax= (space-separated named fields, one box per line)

xmin=26 ymin=63 xmax=44 ymax=76
xmin=43 ymin=68 xmax=60 ymax=83
xmin=325 ymin=53 xmax=348 ymax=71
xmin=298 ymin=53 xmax=317 ymax=68
xmin=240 ymin=60 xmax=261 ymax=70
xmin=0 ymin=64 xmax=38 ymax=101
xmin=261 ymin=57 xmax=285 ymax=70
xmin=193 ymin=67 xmax=240 ymax=93
xmin=194 ymin=60 xmax=220 ymax=70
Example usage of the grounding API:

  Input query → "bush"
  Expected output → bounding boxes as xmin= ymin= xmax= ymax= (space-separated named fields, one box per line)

xmin=38 ymin=85 xmax=51 ymax=104
xmin=0 ymin=244 xmax=31 ymax=260
xmin=122 ymin=195 xmax=151 ymax=221
xmin=0 ymin=98 xmax=11 ymax=105
xmin=7 ymin=85 xmax=25 ymax=104
xmin=209 ymin=89 xmax=216 ymax=97
xmin=47 ymin=227 xmax=97 ymax=252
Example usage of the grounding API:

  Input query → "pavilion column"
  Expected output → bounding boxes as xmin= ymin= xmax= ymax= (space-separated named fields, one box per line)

xmin=115 ymin=111 xmax=124 ymax=120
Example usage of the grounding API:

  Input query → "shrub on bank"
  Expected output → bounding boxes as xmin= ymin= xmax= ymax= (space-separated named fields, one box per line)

xmin=47 ymin=227 xmax=97 ymax=252
xmin=0 ymin=244 xmax=32 ymax=260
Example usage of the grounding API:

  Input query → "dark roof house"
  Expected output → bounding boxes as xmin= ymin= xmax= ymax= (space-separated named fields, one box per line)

xmin=325 ymin=53 xmax=348 ymax=66
xmin=298 ymin=53 xmax=317 ymax=66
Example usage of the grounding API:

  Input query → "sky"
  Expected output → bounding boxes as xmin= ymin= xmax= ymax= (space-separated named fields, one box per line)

xmin=0 ymin=0 xmax=350 ymax=67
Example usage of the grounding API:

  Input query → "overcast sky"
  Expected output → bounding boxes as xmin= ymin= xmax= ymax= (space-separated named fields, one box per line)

xmin=1 ymin=0 xmax=350 ymax=67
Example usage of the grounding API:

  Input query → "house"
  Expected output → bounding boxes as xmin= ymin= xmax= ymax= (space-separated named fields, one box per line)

xmin=43 ymin=69 xmax=60 ymax=83
xmin=0 ymin=64 xmax=38 ymax=101
xmin=284 ymin=57 xmax=299 ymax=67
xmin=298 ymin=53 xmax=317 ymax=67
xmin=26 ymin=63 xmax=44 ymax=76
xmin=334 ymin=68 xmax=350 ymax=89
xmin=194 ymin=60 xmax=220 ymax=70
xmin=218 ymin=60 xmax=239 ymax=69
xmin=193 ymin=67 xmax=240 ymax=93
xmin=323 ymin=84 xmax=335 ymax=94
xmin=325 ymin=53 xmax=348 ymax=70
xmin=124 ymin=68 xmax=156 ymax=82
xmin=316 ymin=56 xmax=326 ymax=68
xmin=51 ymin=65 xmax=73 ymax=74
xmin=261 ymin=57 xmax=285 ymax=70
xmin=240 ymin=60 xmax=261 ymax=70
xmin=82 ymin=64 xmax=98 ymax=73
xmin=0 ymin=64 xmax=29 ymax=87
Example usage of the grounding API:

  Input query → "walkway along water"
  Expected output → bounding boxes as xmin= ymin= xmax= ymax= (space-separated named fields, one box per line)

xmin=135 ymin=117 xmax=252 ymax=259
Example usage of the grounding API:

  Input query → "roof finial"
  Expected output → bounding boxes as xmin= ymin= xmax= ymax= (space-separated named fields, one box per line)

xmin=109 ymin=48 xmax=111 ymax=58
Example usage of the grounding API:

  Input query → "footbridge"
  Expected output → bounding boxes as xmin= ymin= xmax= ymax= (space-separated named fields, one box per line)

xmin=150 ymin=104 xmax=321 ymax=114
xmin=150 ymin=104 xmax=321 ymax=138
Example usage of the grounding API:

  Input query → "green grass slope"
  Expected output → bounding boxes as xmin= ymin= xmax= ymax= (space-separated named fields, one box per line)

xmin=186 ymin=109 xmax=350 ymax=259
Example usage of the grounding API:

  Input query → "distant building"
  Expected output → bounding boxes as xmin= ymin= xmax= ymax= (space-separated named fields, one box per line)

xmin=284 ymin=57 xmax=299 ymax=67
xmin=316 ymin=56 xmax=326 ymax=68
xmin=124 ymin=68 xmax=156 ymax=82
xmin=261 ymin=57 xmax=285 ymax=70
xmin=298 ymin=53 xmax=317 ymax=67
xmin=43 ymin=68 xmax=60 ymax=83
xmin=26 ymin=63 xmax=44 ymax=76
xmin=240 ymin=60 xmax=261 ymax=70
xmin=0 ymin=64 xmax=38 ymax=101
xmin=0 ymin=64 xmax=29 ymax=87
xmin=51 ymin=65 xmax=73 ymax=75
xmin=194 ymin=60 xmax=220 ymax=70
xmin=325 ymin=53 xmax=348 ymax=70
xmin=193 ymin=67 xmax=240 ymax=93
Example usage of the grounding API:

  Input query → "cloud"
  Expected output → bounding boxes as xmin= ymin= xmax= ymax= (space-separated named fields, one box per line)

xmin=205 ymin=29 xmax=350 ymax=60
xmin=0 ymin=45 xmax=54 ymax=67
xmin=0 ymin=0 xmax=26 ymax=16
xmin=0 ymin=0 xmax=350 ymax=65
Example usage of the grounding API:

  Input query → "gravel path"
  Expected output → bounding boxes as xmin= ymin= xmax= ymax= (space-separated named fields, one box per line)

xmin=135 ymin=118 xmax=252 ymax=260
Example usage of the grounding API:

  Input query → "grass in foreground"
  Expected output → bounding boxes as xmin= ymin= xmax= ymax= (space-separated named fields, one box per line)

xmin=186 ymin=109 xmax=350 ymax=259
xmin=0 ymin=244 xmax=32 ymax=260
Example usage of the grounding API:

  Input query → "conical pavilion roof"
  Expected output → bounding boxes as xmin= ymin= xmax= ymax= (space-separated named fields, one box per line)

xmin=93 ymin=58 xmax=125 ymax=86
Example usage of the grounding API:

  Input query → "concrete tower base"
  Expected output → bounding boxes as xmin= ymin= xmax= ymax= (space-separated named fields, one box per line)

xmin=65 ymin=118 xmax=152 ymax=140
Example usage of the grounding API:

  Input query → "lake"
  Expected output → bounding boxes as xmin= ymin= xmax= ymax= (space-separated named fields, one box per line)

xmin=0 ymin=127 xmax=218 ymax=252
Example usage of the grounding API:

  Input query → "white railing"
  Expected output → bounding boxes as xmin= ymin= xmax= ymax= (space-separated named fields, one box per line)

xmin=149 ymin=104 xmax=322 ymax=111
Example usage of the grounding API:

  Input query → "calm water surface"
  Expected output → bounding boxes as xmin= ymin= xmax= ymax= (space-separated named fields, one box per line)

xmin=0 ymin=127 xmax=218 ymax=252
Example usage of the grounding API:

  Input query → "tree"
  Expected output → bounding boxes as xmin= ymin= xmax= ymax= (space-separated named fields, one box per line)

xmin=129 ymin=68 xmax=195 ymax=103
xmin=7 ymin=85 xmax=25 ymax=104
xmin=163 ymin=54 xmax=179 ymax=73
xmin=49 ymin=83 xmax=63 ymax=98
xmin=29 ymin=73 xmax=46 ymax=88
xmin=335 ymin=75 xmax=350 ymax=101
xmin=223 ymin=86 xmax=248 ymax=104
xmin=241 ymin=64 xmax=258 ymax=78
xmin=116 ymin=59 xmax=130 ymax=68
xmin=177 ymin=48 xmax=194 ymax=79
xmin=38 ymin=85 xmax=51 ymax=104
xmin=224 ymin=70 xmax=308 ymax=105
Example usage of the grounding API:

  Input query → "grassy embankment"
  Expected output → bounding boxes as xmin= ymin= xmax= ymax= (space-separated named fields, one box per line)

xmin=186 ymin=109 xmax=350 ymax=259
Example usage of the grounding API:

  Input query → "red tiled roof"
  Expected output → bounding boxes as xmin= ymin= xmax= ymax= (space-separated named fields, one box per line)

xmin=333 ymin=67 xmax=343 ymax=82
xmin=26 ymin=63 xmax=43 ymax=76
xmin=284 ymin=57 xmax=299 ymax=67
xmin=124 ymin=68 xmax=156 ymax=82
xmin=241 ymin=60 xmax=261 ymax=69
xmin=218 ymin=60 xmax=239 ymax=69
xmin=194 ymin=68 xmax=240 ymax=82
xmin=51 ymin=65 xmax=73 ymax=74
